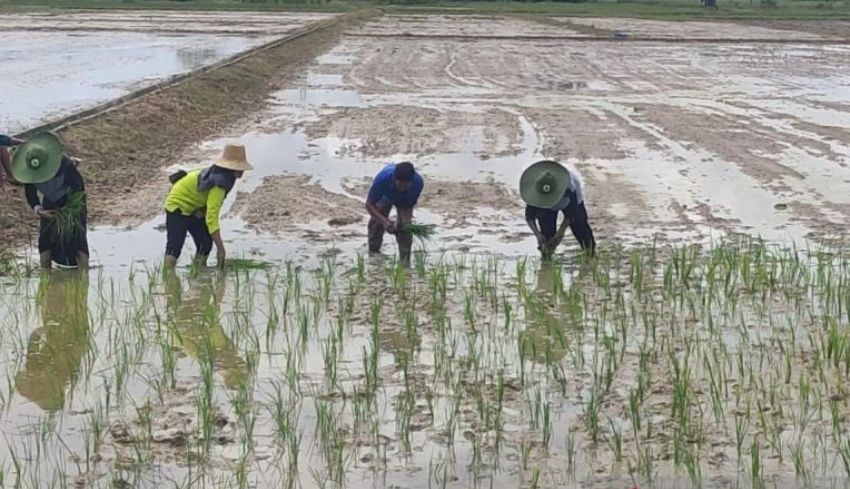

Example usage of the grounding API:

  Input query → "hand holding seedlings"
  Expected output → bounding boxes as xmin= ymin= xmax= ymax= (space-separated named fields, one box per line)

xmin=521 ymin=160 xmax=596 ymax=258
xmin=34 ymin=206 xmax=56 ymax=220
xmin=385 ymin=220 xmax=398 ymax=235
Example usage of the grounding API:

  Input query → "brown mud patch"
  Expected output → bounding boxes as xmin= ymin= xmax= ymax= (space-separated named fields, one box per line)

xmin=524 ymin=107 xmax=654 ymax=161
xmin=629 ymin=103 xmax=807 ymax=185
xmin=352 ymin=14 xmax=587 ymax=38
xmin=299 ymin=105 xmax=524 ymax=159
xmin=565 ymin=17 xmax=832 ymax=40
xmin=0 ymin=12 xmax=368 ymax=250
xmin=0 ymin=10 xmax=338 ymax=35
xmin=344 ymin=177 xmax=523 ymax=227
xmin=232 ymin=175 xmax=364 ymax=235
xmin=741 ymin=20 xmax=850 ymax=40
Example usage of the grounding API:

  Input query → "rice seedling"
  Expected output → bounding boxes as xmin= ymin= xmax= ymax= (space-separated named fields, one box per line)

xmin=400 ymin=223 xmax=437 ymax=243
xmin=751 ymin=437 xmax=764 ymax=489
xmin=838 ymin=435 xmax=850 ymax=478
xmin=608 ymin=418 xmax=623 ymax=463
xmin=584 ymin=389 xmax=602 ymax=443
xmin=48 ymin=192 xmax=86 ymax=242
xmin=6 ymin=237 xmax=850 ymax=488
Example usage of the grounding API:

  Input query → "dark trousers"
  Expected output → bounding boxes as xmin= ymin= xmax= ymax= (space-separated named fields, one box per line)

xmin=39 ymin=213 xmax=89 ymax=267
xmin=535 ymin=202 xmax=596 ymax=253
xmin=368 ymin=203 xmax=413 ymax=261
xmin=165 ymin=210 xmax=213 ymax=260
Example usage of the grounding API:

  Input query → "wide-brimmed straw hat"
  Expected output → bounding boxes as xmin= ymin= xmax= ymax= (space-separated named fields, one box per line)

xmin=215 ymin=144 xmax=252 ymax=172
xmin=519 ymin=160 xmax=571 ymax=209
xmin=10 ymin=132 xmax=65 ymax=184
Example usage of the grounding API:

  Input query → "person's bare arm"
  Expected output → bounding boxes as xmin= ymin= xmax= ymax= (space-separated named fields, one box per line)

xmin=550 ymin=215 xmax=571 ymax=247
xmin=212 ymin=231 xmax=226 ymax=268
xmin=525 ymin=206 xmax=547 ymax=246
xmin=365 ymin=200 xmax=396 ymax=233
xmin=398 ymin=207 xmax=413 ymax=228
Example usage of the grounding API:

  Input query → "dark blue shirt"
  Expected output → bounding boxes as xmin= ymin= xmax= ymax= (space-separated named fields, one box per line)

xmin=367 ymin=164 xmax=424 ymax=208
xmin=0 ymin=135 xmax=13 ymax=147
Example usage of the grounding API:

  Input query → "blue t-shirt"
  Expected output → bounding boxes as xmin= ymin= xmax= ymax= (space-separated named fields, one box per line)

xmin=367 ymin=164 xmax=424 ymax=208
xmin=0 ymin=135 xmax=13 ymax=147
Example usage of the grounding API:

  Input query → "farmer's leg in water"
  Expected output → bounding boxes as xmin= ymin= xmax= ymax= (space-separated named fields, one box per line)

xmin=164 ymin=210 xmax=191 ymax=268
xmin=186 ymin=214 xmax=213 ymax=265
xmin=564 ymin=202 xmax=596 ymax=256
xmin=396 ymin=206 xmax=414 ymax=264
xmin=64 ymin=203 xmax=90 ymax=269
xmin=53 ymin=231 xmax=90 ymax=269
xmin=36 ymin=215 xmax=54 ymax=269
xmin=367 ymin=202 xmax=392 ymax=253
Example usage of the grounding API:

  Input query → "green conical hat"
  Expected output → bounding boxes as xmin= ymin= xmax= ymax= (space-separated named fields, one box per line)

xmin=11 ymin=133 xmax=64 ymax=184
xmin=519 ymin=160 xmax=571 ymax=209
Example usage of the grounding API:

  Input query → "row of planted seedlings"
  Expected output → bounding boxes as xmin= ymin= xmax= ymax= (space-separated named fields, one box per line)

xmin=3 ymin=238 xmax=850 ymax=488
xmin=573 ymin=239 xmax=850 ymax=489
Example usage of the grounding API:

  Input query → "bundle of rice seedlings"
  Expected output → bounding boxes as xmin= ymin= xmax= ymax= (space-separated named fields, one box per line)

xmin=399 ymin=223 xmax=437 ymax=242
xmin=50 ymin=192 xmax=86 ymax=243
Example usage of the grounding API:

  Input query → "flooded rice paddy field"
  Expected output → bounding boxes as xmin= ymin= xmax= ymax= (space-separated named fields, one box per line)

xmin=6 ymin=240 xmax=850 ymax=489
xmin=4 ymin=12 xmax=850 ymax=489
xmin=0 ymin=10 xmax=336 ymax=133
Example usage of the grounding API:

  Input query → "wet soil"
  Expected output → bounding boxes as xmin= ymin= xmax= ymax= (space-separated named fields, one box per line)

xmin=741 ymin=19 xmax=850 ymax=40
xmin=562 ymin=17 xmax=836 ymax=40
xmin=352 ymin=13 xmax=588 ymax=37
xmin=0 ymin=11 xmax=365 ymax=251
xmin=0 ymin=10 xmax=336 ymax=34
xmin=3 ymin=11 xmax=850 ymax=489
xmin=237 ymin=30 xmax=850 ymax=246
xmin=298 ymin=105 xmax=525 ymax=159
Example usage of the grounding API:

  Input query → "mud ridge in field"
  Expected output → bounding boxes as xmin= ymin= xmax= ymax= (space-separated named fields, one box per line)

xmin=0 ymin=11 xmax=370 ymax=251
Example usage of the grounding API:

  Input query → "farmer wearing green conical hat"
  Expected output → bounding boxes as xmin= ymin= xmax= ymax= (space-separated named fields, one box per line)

xmin=0 ymin=134 xmax=25 ymax=186
xmin=11 ymin=133 xmax=89 ymax=269
xmin=520 ymin=160 xmax=596 ymax=260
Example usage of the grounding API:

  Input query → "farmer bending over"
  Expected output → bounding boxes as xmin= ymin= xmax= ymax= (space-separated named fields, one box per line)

xmin=0 ymin=133 xmax=24 ymax=186
xmin=520 ymin=160 xmax=596 ymax=260
xmin=11 ymin=133 xmax=89 ymax=269
xmin=366 ymin=162 xmax=424 ymax=264
xmin=163 ymin=145 xmax=252 ymax=269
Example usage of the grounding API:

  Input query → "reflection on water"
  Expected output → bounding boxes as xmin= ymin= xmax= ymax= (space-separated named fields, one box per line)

xmin=176 ymin=46 xmax=221 ymax=70
xmin=520 ymin=262 xmax=574 ymax=364
xmin=15 ymin=271 xmax=91 ymax=412
xmin=162 ymin=269 xmax=247 ymax=389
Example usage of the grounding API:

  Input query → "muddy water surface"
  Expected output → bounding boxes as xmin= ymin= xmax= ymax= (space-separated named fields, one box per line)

xmin=0 ymin=10 xmax=336 ymax=133
xmin=4 ymin=13 xmax=850 ymax=489
xmin=0 ymin=32 xmax=270 ymax=133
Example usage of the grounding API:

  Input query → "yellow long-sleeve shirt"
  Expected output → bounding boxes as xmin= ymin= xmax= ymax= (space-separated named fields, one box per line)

xmin=164 ymin=170 xmax=227 ymax=234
